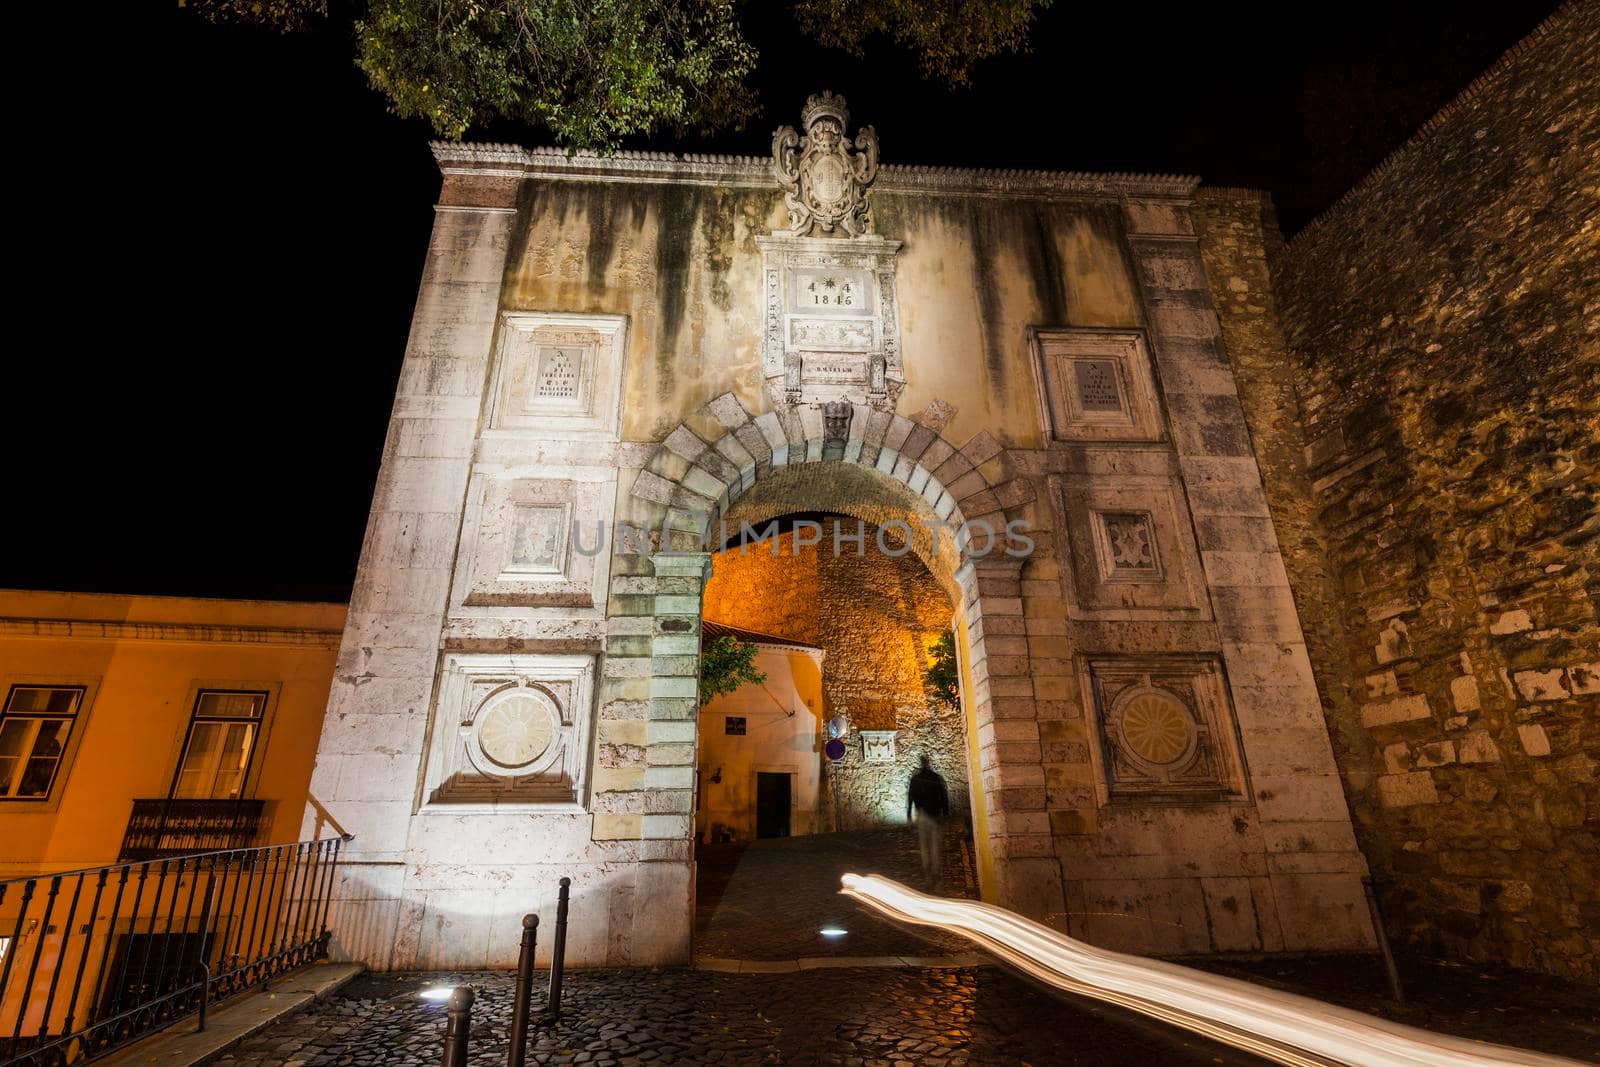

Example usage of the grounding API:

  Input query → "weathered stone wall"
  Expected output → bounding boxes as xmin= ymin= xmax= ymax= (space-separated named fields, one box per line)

xmin=312 ymin=127 xmax=1376 ymax=968
xmin=701 ymin=522 xmax=971 ymax=829
xmin=1199 ymin=3 xmax=1599 ymax=978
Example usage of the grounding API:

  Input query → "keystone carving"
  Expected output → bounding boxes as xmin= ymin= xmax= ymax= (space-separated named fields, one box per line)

xmin=822 ymin=400 xmax=853 ymax=444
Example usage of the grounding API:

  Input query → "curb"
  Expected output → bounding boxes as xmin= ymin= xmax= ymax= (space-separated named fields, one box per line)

xmin=97 ymin=961 xmax=365 ymax=1067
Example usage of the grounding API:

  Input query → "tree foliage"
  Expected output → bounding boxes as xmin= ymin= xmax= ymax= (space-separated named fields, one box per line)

xmin=794 ymin=0 xmax=1048 ymax=85
xmin=699 ymin=635 xmax=766 ymax=707
xmin=923 ymin=630 xmax=960 ymax=708
xmin=357 ymin=0 xmax=758 ymax=146
xmin=180 ymin=0 xmax=1050 ymax=149
xmin=180 ymin=0 xmax=326 ymax=32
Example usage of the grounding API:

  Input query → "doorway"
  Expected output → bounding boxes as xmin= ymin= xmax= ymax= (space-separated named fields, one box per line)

xmin=755 ymin=772 xmax=792 ymax=838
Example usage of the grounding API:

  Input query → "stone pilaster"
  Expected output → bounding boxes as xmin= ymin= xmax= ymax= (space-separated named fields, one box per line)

xmin=1124 ymin=197 xmax=1375 ymax=952
xmin=307 ymin=183 xmax=519 ymax=967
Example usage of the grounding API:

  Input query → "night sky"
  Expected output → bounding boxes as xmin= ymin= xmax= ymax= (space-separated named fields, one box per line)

xmin=4 ymin=1 xmax=1558 ymax=603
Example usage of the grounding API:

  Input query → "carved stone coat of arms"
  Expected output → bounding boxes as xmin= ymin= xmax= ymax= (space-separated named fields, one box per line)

xmin=772 ymin=91 xmax=879 ymax=237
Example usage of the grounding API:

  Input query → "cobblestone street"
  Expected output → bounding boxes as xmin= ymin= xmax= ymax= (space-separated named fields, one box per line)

xmin=213 ymin=965 xmax=1269 ymax=1066
xmin=694 ymin=826 xmax=979 ymax=961
xmin=212 ymin=825 xmax=1597 ymax=1065
xmin=211 ymin=950 xmax=1599 ymax=1067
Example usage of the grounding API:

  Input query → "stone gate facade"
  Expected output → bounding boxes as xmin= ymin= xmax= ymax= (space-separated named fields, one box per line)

xmin=306 ymin=94 xmax=1378 ymax=968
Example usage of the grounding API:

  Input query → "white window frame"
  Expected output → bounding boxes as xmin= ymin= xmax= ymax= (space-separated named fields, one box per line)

xmin=162 ymin=681 xmax=283 ymax=802
xmin=0 ymin=676 xmax=100 ymax=810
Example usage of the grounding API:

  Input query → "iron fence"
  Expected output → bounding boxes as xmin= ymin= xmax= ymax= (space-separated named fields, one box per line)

xmin=0 ymin=835 xmax=350 ymax=1066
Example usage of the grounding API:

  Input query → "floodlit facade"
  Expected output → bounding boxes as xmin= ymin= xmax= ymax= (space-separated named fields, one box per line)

xmin=306 ymin=91 xmax=1382 ymax=970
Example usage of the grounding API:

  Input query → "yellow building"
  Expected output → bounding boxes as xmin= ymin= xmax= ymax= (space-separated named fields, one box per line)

xmin=1 ymin=590 xmax=344 ymax=876
xmin=695 ymin=621 xmax=825 ymax=843
xmin=0 ymin=590 xmax=343 ymax=1052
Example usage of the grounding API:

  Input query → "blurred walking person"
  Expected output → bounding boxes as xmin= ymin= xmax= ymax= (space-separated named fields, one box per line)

xmin=906 ymin=754 xmax=949 ymax=887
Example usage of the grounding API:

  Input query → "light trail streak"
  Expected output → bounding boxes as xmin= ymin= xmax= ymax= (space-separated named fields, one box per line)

xmin=839 ymin=873 xmax=1580 ymax=1067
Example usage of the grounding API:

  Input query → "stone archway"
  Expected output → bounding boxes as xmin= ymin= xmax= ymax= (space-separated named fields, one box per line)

xmin=599 ymin=392 xmax=1064 ymax=953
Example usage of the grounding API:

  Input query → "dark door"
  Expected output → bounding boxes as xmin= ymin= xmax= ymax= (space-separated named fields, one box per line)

xmin=755 ymin=772 xmax=792 ymax=838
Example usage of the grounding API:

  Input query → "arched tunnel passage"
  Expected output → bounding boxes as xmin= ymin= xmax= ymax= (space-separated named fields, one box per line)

xmin=688 ymin=462 xmax=991 ymax=960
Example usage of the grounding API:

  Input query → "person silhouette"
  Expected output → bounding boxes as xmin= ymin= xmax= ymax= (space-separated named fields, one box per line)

xmin=906 ymin=754 xmax=950 ymax=887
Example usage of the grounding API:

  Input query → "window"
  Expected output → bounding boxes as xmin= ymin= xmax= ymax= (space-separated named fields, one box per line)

xmin=0 ymin=686 xmax=86 ymax=799
xmin=172 ymin=690 xmax=267 ymax=799
xmin=724 ymin=716 xmax=746 ymax=736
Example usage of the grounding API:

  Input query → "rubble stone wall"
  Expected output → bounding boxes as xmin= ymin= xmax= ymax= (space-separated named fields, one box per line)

xmin=1198 ymin=3 xmax=1599 ymax=978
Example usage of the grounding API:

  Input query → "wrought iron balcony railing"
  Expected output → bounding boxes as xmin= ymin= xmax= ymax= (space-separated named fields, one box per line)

xmin=117 ymin=800 xmax=268 ymax=863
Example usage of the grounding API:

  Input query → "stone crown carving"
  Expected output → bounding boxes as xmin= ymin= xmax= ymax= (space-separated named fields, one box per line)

xmin=772 ymin=92 xmax=879 ymax=237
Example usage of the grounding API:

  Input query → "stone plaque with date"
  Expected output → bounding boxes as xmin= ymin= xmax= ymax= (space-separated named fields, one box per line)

xmin=791 ymin=269 xmax=872 ymax=315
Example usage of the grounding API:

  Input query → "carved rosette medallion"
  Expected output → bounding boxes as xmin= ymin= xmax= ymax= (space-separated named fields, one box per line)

xmin=471 ymin=687 xmax=558 ymax=772
xmin=1115 ymin=689 xmax=1197 ymax=768
xmin=422 ymin=654 xmax=597 ymax=812
xmin=1083 ymin=657 xmax=1247 ymax=802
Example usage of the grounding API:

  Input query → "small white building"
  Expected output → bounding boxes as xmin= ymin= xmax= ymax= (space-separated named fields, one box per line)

xmin=696 ymin=622 xmax=824 ymax=843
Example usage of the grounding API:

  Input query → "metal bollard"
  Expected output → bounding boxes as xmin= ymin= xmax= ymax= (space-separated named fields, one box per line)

xmin=196 ymin=962 xmax=211 ymax=1033
xmin=507 ymin=914 xmax=539 ymax=1067
xmin=443 ymin=986 xmax=474 ymax=1067
xmin=546 ymin=877 xmax=570 ymax=1021
xmin=1362 ymin=877 xmax=1405 ymax=1003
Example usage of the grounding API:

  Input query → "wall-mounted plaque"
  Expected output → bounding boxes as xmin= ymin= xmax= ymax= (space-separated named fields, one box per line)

xmin=791 ymin=268 xmax=873 ymax=315
xmin=1073 ymin=359 xmax=1124 ymax=413
xmin=860 ymin=730 xmax=898 ymax=763
xmin=756 ymin=236 xmax=902 ymax=408
xmin=1028 ymin=328 xmax=1164 ymax=443
xmin=534 ymin=347 xmax=582 ymax=399
xmin=487 ymin=313 xmax=627 ymax=439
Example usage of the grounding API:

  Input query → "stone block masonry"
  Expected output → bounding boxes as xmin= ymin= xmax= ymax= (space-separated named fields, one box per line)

xmin=1197 ymin=2 xmax=1599 ymax=979
xmin=309 ymin=94 xmax=1376 ymax=970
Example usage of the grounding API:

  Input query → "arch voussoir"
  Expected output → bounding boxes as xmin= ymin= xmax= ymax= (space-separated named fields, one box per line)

xmin=632 ymin=394 xmax=1014 ymax=557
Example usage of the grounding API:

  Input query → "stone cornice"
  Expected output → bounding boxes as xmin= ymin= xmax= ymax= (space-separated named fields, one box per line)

xmin=431 ymin=142 xmax=1199 ymax=201
xmin=0 ymin=617 xmax=344 ymax=649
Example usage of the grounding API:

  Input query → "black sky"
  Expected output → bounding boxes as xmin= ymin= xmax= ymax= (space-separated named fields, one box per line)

xmin=3 ymin=1 xmax=1559 ymax=602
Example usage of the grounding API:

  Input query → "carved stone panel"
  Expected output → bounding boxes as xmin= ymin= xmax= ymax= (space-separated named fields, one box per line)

xmin=1052 ymin=475 xmax=1209 ymax=618
xmin=1081 ymin=655 xmax=1246 ymax=803
xmin=756 ymin=235 xmax=902 ymax=408
xmin=1028 ymin=328 xmax=1165 ymax=444
xmin=451 ymin=475 xmax=613 ymax=611
xmin=420 ymin=653 xmax=596 ymax=813
xmin=860 ymin=730 xmax=897 ymax=763
xmin=771 ymin=91 xmax=879 ymax=238
xmin=486 ymin=313 xmax=627 ymax=439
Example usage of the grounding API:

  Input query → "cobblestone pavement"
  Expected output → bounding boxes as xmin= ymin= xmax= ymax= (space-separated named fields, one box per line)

xmin=694 ymin=825 xmax=979 ymax=961
xmin=1185 ymin=952 xmax=1599 ymax=1062
xmin=213 ymin=965 xmax=1269 ymax=1066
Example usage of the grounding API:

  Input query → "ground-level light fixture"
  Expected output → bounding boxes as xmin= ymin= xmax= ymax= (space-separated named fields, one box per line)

xmin=818 ymin=926 xmax=848 ymax=937
xmin=418 ymin=987 xmax=455 ymax=1001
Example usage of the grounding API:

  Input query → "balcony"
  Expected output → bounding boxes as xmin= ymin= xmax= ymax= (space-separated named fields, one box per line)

xmin=118 ymin=798 xmax=268 ymax=861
